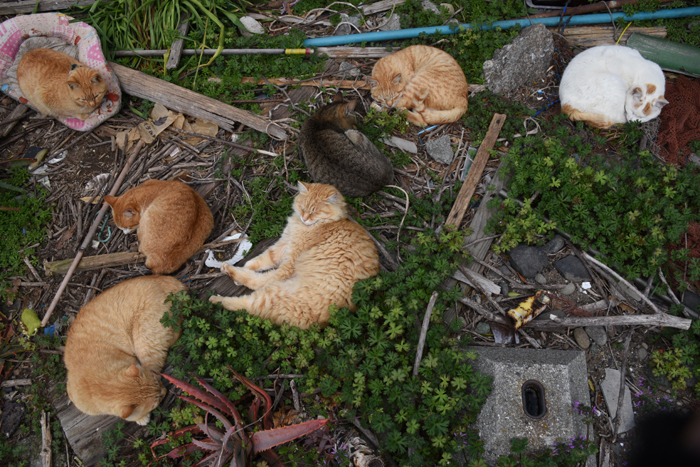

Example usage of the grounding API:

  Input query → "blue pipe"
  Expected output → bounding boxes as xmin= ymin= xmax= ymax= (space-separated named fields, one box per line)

xmin=304 ymin=6 xmax=700 ymax=47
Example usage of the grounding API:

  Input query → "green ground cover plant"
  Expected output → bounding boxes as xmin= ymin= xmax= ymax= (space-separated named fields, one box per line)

xmin=0 ymin=168 xmax=51 ymax=303
xmin=488 ymin=117 xmax=700 ymax=280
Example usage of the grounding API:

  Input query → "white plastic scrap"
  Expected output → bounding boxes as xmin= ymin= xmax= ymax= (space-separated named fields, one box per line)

xmin=48 ymin=151 xmax=67 ymax=164
xmin=581 ymin=282 xmax=592 ymax=290
xmin=205 ymin=233 xmax=253 ymax=269
xmin=84 ymin=173 xmax=110 ymax=193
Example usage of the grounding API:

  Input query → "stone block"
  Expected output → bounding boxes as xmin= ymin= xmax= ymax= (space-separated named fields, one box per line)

xmin=600 ymin=368 xmax=635 ymax=433
xmin=469 ymin=347 xmax=590 ymax=464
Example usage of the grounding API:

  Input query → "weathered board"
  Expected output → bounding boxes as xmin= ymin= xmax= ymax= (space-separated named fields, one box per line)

xmin=109 ymin=62 xmax=287 ymax=140
xmin=444 ymin=113 xmax=506 ymax=230
xmin=551 ymin=26 xmax=667 ymax=49
xmin=627 ymin=33 xmax=700 ymax=76
xmin=54 ymin=394 xmax=141 ymax=467
xmin=463 ymin=159 xmax=508 ymax=273
xmin=0 ymin=0 xmax=96 ymax=14
xmin=165 ymin=13 xmax=190 ymax=70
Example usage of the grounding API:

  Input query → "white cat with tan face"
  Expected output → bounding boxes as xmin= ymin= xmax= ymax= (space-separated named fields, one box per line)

xmin=559 ymin=45 xmax=669 ymax=129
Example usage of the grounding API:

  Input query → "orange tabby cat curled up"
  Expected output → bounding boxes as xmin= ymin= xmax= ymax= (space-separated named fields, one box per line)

xmin=64 ymin=275 xmax=185 ymax=425
xmin=368 ymin=45 xmax=468 ymax=126
xmin=105 ymin=180 xmax=214 ymax=274
xmin=17 ymin=48 xmax=108 ymax=120
xmin=209 ymin=182 xmax=380 ymax=329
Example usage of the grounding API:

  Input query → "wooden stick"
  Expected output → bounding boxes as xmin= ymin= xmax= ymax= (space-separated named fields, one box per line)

xmin=612 ymin=331 xmax=633 ymax=443
xmin=108 ymin=62 xmax=286 ymax=140
xmin=41 ymin=140 xmax=145 ymax=327
xmin=582 ymin=252 xmax=662 ymax=314
xmin=413 ymin=292 xmax=438 ymax=376
xmin=444 ymin=113 xmax=506 ymax=229
xmin=166 ymin=13 xmax=190 ymax=70
xmin=41 ymin=412 xmax=51 ymax=467
xmin=0 ymin=0 xmax=95 ymax=14
xmin=527 ymin=0 xmax=676 ymax=19
xmin=525 ymin=312 xmax=692 ymax=331
xmin=0 ymin=378 xmax=31 ymax=387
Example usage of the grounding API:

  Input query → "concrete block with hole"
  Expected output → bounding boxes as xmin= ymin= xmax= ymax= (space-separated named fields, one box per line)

xmin=467 ymin=347 xmax=592 ymax=465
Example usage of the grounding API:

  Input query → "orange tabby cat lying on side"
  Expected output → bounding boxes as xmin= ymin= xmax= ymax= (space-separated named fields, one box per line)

xmin=64 ymin=275 xmax=185 ymax=425
xmin=209 ymin=182 xmax=380 ymax=329
xmin=17 ymin=48 xmax=108 ymax=120
xmin=367 ymin=45 xmax=468 ymax=126
xmin=105 ymin=180 xmax=214 ymax=274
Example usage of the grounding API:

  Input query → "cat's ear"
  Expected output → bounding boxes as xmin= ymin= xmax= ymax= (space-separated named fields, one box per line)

xmin=67 ymin=81 xmax=80 ymax=91
xmin=122 ymin=208 xmax=136 ymax=219
xmin=344 ymin=100 xmax=357 ymax=114
xmin=91 ymin=74 xmax=103 ymax=84
xmin=297 ymin=181 xmax=309 ymax=193
xmin=333 ymin=92 xmax=343 ymax=103
xmin=655 ymin=97 xmax=669 ymax=109
xmin=125 ymin=363 xmax=140 ymax=378
xmin=326 ymin=192 xmax=339 ymax=204
xmin=120 ymin=405 xmax=136 ymax=419
xmin=104 ymin=195 xmax=117 ymax=207
xmin=366 ymin=78 xmax=378 ymax=89
xmin=392 ymin=74 xmax=402 ymax=85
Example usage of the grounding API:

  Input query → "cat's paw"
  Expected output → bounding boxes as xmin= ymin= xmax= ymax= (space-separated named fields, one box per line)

xmin=134 ymin=414 xmax=150 ymax=426
xmin=221 ymin=263 xmax=242 ymax=285
xmin=209 ymin=295 xmax=225 ymax=305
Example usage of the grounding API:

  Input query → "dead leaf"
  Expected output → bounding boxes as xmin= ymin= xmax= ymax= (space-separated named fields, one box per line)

xmin=56 ymin=225 xmax=76 ymax=250
xmin=79 ymin=196 xmax=102 ymax=204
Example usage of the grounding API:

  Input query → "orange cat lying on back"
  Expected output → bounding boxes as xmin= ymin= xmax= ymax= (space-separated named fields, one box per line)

xmin=17 ymin=48 xmax=108 ymax=120
xmin=64 ymin=275 xmax=185 ymax=425
xmin=105 ymin=180 xmax=214 ymax=274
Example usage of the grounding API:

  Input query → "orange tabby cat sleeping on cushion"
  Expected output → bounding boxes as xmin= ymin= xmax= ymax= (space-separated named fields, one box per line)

xmin=64 ymin=275 xmax=185 ymax=425
xmin=16 ymin=48 xmax=108 ymax=120
xmin=209 ymin=182 xmax=380 ymax=329
xmin=105 ymin=180 xmax=214 ymax=274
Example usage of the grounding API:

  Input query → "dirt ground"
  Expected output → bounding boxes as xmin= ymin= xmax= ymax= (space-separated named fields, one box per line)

xmin=1 ymin=9 xmax=699 ymax=467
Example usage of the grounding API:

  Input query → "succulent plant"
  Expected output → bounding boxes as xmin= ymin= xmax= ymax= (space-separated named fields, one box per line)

xmin=151 ymin=366 xmax=328 ymax=466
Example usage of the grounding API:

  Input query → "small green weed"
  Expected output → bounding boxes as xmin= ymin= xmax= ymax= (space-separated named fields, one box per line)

xmin=0 ymin=168 xmax=51 ymax=305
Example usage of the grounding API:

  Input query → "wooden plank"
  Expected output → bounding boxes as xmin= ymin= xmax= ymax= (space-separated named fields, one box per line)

xmin=242 ymin=77 xmax=374 ymax=90
xmin=444 ymin=113 xmax=506 ymax=230
xmin=552 ymin=26 xmax=667 ymax=48
xmin=452 ymin=268 xmax=500 ymax=295
xmin=1 ymin=104 xmax=30 ymax=138
xmin=109 ymin=62 xmax=287 ymax=140
xmin=361 ymin=0 xmax=405 ymax=15
xmin=317 ymin=46 xmax=399 ymax=58
xmin=627 ymin=33 xmax=700 ymax=76
xmin=166 ymin=13 xmax=190 ymax=70
xmin=463 ymin=159 xmax=508 ymax=272
xmin=0 ymin=0 xmax=96 ymax=15
xmin=44 ymin=251 xmax=146 ymax=275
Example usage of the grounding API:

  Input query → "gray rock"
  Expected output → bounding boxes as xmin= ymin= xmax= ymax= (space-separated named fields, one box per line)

xmin=499 ymin=281 xmax=509 ymax=297
xmin=483 ymin=23 xmax=554 ymax=95
xmin=338 ymin=60 xmax=360 ymax=77
xmin=476 ymin=322 xmax=491 ymax=335
xmin=0 ymin=400 xmax=24 ymax=437
xmin=554 ymin=255 xmax=592 ymax=282
xmin=498 ymin=265 xmax=513 ymax=277
xmin=647 ymin=371 xmax=671 ymax=388
xmin=382 ymin=135 xmax=418 ymax=154
xmin=590 ymin=343 xmax=598 ymax=354
xmin=682 ymin=291 xmax=700 ymax=313
xmin=638 ymin=348 xmax=648 ymax=360
xmin=421 ymin=0 xmax=441 ymax=14
xmin=542 ymin=235 xmax=566 ymax=254
xmin=426 ymin=135 xmax=454 ymax=165
xmin=601 ymin=368 xmax=636 ymax=433
xmin=573 ymin=328 xmax=590 ymax=349
xmin=561 ymin=282 xmax=576 ymax=296
xmin=334 ymin=13 xmax=353 ymax=36
xmin=584 ymin=326 xmax=608 ymax=346
xmin=379 ymin=13 xmax=401 ymax=31
xmin=239 ymin=16 xmax=265 ymax=37
xmin=535 ymin=273 xmax=547 ymax=285
xmin=508 ymin=244 xmax=549 ymax=278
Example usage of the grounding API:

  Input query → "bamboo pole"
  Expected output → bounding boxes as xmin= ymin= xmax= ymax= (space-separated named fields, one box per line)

xmin=41 ymin=140 xmax=145 ymax=327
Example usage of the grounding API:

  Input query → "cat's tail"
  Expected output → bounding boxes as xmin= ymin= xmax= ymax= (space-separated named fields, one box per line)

xmin=418 ymin=105 xmax=468 ymax=125
xmin=561 ymin=104 xmax=615 ymax=129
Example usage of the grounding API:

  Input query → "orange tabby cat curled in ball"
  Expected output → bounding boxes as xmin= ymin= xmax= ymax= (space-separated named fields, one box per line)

xmin=105 ymin=180 xmax=214 ymax=274
xmin=209 ymin=182 xmax=380 ymax=329
xmin=64 ymin=275 xmax=185 ymax=425
xmin=367 ymin=45 xmax=468 ymax=126
xmin=16 ymin=48 xmax=108 ymax=120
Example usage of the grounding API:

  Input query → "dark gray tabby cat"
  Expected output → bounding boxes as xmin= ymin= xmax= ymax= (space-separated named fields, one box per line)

xmin=298 ymin=95 xmax=394 ymax=198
